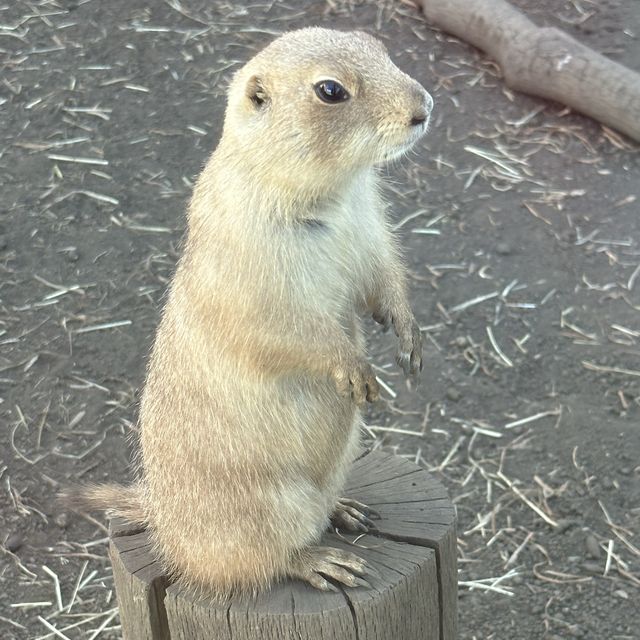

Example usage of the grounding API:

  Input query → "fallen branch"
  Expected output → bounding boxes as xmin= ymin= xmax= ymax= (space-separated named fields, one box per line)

xmin=420 ymin=0 xmax=640 ymax=142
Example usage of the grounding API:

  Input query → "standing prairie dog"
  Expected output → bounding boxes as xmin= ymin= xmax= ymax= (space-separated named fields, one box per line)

xmin=62 ymin=27 xmax=432 ymax=596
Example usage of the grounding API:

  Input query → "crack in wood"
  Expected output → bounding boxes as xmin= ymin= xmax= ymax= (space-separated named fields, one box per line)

xmin=337 ymin=584 xmax=361 ymax=640
xmin=128 ymin=558 xmax=160 ymax=577
xmin=346 ymin=468 xmax=422 ymax=491
xmin=152 ymin=576 xmax=171 ymax=640
xmin=226 ymin=603 xmax=233 ymax=640
xmin=364 ymin=496 xmax=448 ymax=506
xmin=290 ymin=592 xmax=298 ymax=637
xmin=370 ymin=528 xmax=447 ymax=640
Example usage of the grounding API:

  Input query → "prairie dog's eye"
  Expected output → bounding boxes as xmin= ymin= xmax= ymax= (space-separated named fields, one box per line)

xmin=314 ymin=80 xmax=349 ymax=104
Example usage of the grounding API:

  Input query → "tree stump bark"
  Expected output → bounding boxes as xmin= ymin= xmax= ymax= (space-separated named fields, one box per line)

xmin=109 ymin=450 xmax=457 ymax=640
xmin=420 ymin=0 xmax=640 ymax=142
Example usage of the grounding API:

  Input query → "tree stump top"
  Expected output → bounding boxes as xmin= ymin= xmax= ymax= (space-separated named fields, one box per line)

xmin=109 ymin=450 xmax=457 ymax=640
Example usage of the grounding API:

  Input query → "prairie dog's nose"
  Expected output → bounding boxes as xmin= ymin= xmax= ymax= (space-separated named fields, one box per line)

xmin=410 ymin=111 xmax=428 ymax=127
xmin=409 ymin=90 xmax=433 ymax=127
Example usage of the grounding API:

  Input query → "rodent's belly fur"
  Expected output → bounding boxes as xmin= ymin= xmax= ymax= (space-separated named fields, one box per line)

xmin=138 ymin=310 xmax=363 ymax=591
xmin=136 ymin=168 xmax=385 ymax=592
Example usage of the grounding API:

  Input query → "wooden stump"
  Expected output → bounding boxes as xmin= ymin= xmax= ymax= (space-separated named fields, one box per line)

xmin=109 ymin=450 xmax=457 ymax=640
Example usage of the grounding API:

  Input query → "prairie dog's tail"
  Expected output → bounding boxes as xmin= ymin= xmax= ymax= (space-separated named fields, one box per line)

xmin=58 ymin=483 xmax=146 ymax=525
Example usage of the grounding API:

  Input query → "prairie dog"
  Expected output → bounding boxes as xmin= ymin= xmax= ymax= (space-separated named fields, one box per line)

xmin=62 ymin=28 xmax=432 ymax=596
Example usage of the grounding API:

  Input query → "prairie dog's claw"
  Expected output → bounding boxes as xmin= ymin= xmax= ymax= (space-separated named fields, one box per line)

xmin=331 ymin=358 xmax=379 ymax=405
xmin=331 ymin=498 xmax=380 ymax=533
xmin=396 ymin=351 xmax=411 ymax=375
xmin=396 ymin=317 xmax=423 ymax=378
xmin=290 ymin=546 xmax=371 ymax=591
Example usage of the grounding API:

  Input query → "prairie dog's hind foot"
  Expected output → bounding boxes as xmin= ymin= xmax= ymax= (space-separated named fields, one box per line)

xmin=288 ymin=546 xmax=369 ymax=591
xmin=331 ymin=498 xmax=380 ymax=533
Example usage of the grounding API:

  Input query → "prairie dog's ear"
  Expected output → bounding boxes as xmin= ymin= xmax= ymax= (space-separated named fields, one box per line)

xmin=246 ymin=75 xmax=269 ymax=109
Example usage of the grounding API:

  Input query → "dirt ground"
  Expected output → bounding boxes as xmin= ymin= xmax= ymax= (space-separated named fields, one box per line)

xmin=1 ymin=0 xmax=639 ymax=638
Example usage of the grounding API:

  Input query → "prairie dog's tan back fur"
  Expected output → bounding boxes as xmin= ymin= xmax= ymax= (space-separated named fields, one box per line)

xmin=61 ymin=28 xmax=432 ymax=596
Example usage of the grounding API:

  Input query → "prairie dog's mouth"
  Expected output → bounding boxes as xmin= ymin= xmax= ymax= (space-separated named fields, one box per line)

xmin=379 ymin=141 xmax=417 ymax=163
xmin=410 ymin=116 xmax=430 ymax=140
xmin=378 ymin=121 xmax=429 ymax=163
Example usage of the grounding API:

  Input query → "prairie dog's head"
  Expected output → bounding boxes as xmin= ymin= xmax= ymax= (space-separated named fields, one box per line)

xmin=221 ymin=28 xmax=433 ymax=194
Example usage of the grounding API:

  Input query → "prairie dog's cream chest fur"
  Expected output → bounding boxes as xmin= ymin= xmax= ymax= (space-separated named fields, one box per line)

xmin=62 ymin=27 xmax=433 ymax=596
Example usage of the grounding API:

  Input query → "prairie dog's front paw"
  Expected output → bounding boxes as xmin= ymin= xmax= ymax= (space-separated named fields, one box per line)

xmin=395 ymin=315 xmax=423 ymax=377
xmin=331 ymin=357 xmax=379 ymax=405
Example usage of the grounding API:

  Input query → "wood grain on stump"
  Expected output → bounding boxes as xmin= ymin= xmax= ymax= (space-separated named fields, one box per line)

xmin=109 ymin=450 xmax=457 ymax=640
